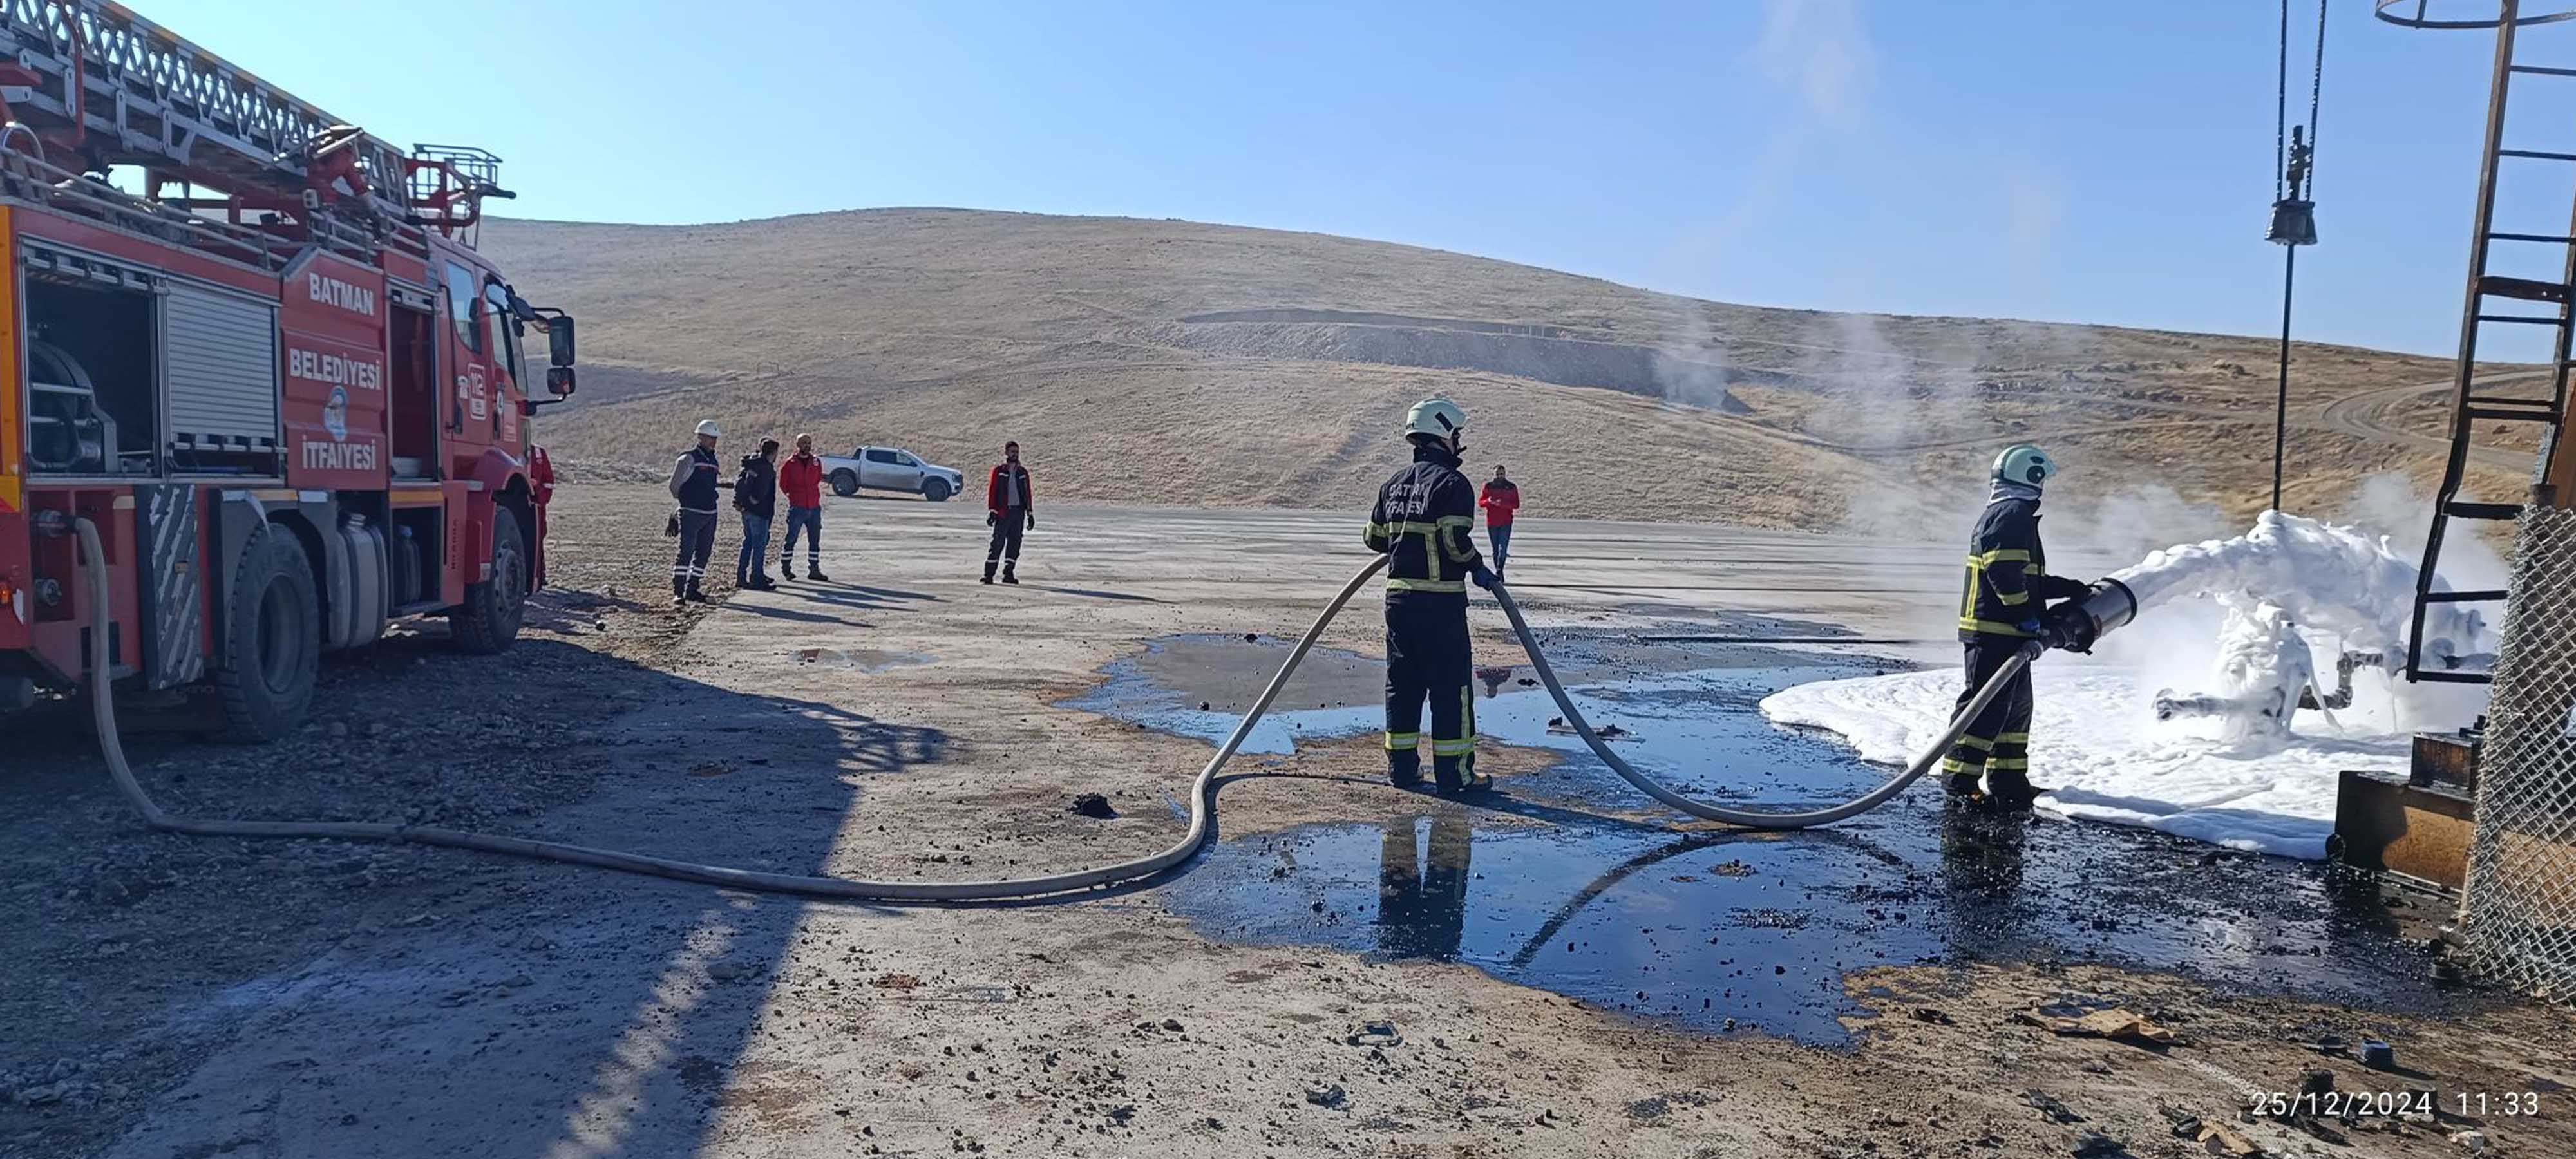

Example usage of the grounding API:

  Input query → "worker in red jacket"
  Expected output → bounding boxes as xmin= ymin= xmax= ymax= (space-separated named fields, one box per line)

xmin=1479 ymin=465 xmax=1520 ymax=578
xmin=983 ymin=440 xmax=1034 ymax=585
xmin=776 ymin=433 xmax=829 ymax=581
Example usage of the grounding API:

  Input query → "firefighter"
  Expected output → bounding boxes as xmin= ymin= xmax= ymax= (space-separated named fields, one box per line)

xmin=1948 ymin=443 xmax=2088 ymax=807
xmin=778 ymin=433 xmax=829 ymax=581
xmin=668 ymin=420 xmax=723 ymax=605
xmin=983 ymin=440 xmax=1035 ymax=585
xmin=1365 ymin=397 xmax=1498 ymax=794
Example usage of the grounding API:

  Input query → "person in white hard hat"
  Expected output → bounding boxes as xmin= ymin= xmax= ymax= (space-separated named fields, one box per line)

xmin=1363 ymin=397 xmax=1498 ymax=794
xmin=1946 ymin=443 xmax=2088 ymax=807
xmin=667 ymin=419 xmax=723 ymax=605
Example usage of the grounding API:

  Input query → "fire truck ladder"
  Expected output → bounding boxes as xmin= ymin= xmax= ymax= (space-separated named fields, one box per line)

xmin=2383 ymin=1 xmax=2576 ymax=684
xmin=0 ymin=0 xmax=495 ymax=258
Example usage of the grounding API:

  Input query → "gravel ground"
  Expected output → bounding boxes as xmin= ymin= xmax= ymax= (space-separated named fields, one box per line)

xmin=3 ymin=484 xmax=2570 ymax=1158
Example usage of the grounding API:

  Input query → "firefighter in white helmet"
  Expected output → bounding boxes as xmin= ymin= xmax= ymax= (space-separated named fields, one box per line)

xmin=1947 ymin=443 xmax=2088 ymax=806
xmin=667 ymin=419 xmax=723 ymax=605
xmin=1364 ymin=397 xmax=1499 ymax=793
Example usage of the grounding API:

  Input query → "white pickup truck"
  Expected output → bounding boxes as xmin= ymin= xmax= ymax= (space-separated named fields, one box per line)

xmin=819 ymin=444 xmax=967 ymax=502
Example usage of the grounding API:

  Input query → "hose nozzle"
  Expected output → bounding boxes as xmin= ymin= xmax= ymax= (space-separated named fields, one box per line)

xmin=2040 ymin=577 xmax=2139 ymax=654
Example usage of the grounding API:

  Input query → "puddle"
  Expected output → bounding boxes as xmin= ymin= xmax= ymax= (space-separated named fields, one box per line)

xmin=791 ymin=647 xmax=933 ymax=673
xmin=1065 ymin=634 xmax=2454 ymax=1042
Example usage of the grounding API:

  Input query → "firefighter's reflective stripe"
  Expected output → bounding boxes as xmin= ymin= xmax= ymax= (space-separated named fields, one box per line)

xmin=1436 ymin=514 xmax=1477 ymax=563
xmin=1987 ymin=757 xmax=2029 ymax=771
xmin=1385 ymin=731 xmax=1420 ymax=750
xmin=1433 ymin=686 xmax=1477 ymax=755
xmin=1958 ymin=617 xmax=2036 ymax=636
xmin=1997 ymin=731 xmax=2029 ymax=744
xmin=1387 ymin=577 xmax=1466 ymax=593
xmin=1952 ymin=734 xmax=1993 ymax=752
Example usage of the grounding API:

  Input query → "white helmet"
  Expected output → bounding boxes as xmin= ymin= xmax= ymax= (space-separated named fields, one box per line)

xmin=694 ymin=419 xmax=721 ymax=438
xmin=1991 ymin=443 xmax=2059 ymax=488
xmin=1404 ymin=397 xmax=1467 ymax=442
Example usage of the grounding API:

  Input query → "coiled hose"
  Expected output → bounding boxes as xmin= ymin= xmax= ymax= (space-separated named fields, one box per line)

xmin=74 ymin=518 xmax=2031 ymax=902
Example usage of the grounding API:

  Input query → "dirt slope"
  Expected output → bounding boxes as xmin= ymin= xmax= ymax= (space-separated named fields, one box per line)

xmin=481 ymin=208 xmax=2521 ymax=529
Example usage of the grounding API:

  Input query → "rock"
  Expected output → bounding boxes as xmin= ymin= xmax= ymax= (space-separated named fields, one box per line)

xmin=707 ymin=961 xmax=750 ymax=981
xmin=1345 ymin=1021 xmax=1403 ymax=1048
xmin=1244 ymin=634 xmax=1258 ymax=643
xmin=2069 ymin=1131 xmax=2126 ymax=1158
xmin=1068 ymin=793 xmax=1117 ymax=820
xmin=2023 ymin=1089 xmax=2081 ymax=1124
xmin=1305 ymin=1083 xmax=1347 ymax=1109
xmin=1160 ymin=1019 xmax=1183 ymax=1032
xmin=2449 ymin=1129 xmax=2489 ymax=1151
xmin=1198 ymin=701 xmax=1211 ymax=711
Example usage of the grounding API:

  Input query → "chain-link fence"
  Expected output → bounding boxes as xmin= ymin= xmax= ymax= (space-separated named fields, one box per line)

xmin=2463 ymin=504 xmax=2576 ymax=1001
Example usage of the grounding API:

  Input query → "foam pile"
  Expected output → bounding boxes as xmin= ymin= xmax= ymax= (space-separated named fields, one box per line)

xmin=1762 ymin=511 xmax=2490 ymax=858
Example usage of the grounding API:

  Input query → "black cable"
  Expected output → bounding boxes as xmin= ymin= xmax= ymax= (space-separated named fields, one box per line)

xmin=2276 ymin=0 xmax=2290 ymax=201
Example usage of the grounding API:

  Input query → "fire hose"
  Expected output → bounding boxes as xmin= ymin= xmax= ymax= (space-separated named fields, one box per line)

xmin=71 ymin=517 xmax=2134 ymax=902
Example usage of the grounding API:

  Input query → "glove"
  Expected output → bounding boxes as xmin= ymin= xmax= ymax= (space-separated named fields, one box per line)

xmin=1470 ymin=564 xmax=1499 ymax=591
xmin=985 ymin=511 xmax=996 ymax=527
xmin=1025 ymin=511 xmax=1037 ymax=530
xmin=2015 ymin=617 xmax=2043 ymax=639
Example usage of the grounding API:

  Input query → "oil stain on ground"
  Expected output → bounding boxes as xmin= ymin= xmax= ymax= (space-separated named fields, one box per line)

xmin=1070 ymin=634 xmax=2450 ymax=1043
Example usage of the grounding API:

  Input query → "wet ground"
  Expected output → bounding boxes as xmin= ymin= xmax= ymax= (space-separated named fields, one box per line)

xmin=1070 ymin=634 xmax=2454 ymax=1043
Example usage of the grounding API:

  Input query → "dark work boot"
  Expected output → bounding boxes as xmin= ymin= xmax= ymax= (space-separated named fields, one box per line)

xmin=1985 ymin=770 xmax=2041 ymax=811
xmin=806 ymin=563 xmax=829 ymax=582
xmin=1388 ymin=751 xmax=1423 ymax=790
xmin=1434 ymin=755 xmax=1492 ymax=795
xmin=781 ymin=561 xmax=797 ymax=581
xmin=1000 ymin=563 xmax=1019 ymax=585
xmin=981 ymin=561 xmax=996 ymax=585
xmin=684 ymin=585 xmax=710 ymax=604
xmin=1944 ymin=773 xmax=1986 ymax=801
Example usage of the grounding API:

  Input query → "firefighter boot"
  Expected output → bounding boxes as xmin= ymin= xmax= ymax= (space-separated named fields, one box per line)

xmin=806 ymin=564 xmax=829 ymax=582
xmin=1001 ymin=563 xmax=1019 ymax=585
xmin=1985 ymin=769 xmax=2041 ymax=811
xmin=1387 ymin=748 xmax=1423 ymax=790
xmin=781 ymin=560 xmax=797 ymax=581
xmin=980 ymin=561 xmax=996 ymax=584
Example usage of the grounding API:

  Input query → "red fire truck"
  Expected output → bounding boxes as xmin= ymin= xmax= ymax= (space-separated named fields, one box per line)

xmin=0 ymin=1 xmax=576 ymax=740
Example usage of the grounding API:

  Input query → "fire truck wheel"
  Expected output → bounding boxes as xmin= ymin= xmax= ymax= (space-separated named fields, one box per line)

xmin=214 ymin=524 xmax=321 ymax=743
xmin=451 ymin=505 xmax=527 ymax=654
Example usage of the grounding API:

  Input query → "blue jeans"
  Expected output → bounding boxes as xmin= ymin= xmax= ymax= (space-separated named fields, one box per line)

xmin=737 ymin=512 xmax=773 ymax=583
xmin=1488 ymin=525 xmax=1511 ymax=575
xmin=781 ymin=505 xmax=822 ymax=565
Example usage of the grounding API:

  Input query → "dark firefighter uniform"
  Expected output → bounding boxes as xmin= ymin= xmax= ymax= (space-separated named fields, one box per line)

xmin=1365 ymin=442 xmax=1486 ymax=790
xmin=1950 ymin=488 xmax=2087 ymax=798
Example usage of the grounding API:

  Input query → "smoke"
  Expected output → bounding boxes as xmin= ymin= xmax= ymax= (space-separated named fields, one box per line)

xmin=1753 ymin=0 xmax=1873 ymax=126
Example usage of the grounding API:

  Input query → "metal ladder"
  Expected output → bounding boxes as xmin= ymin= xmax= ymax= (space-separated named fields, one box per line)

xmin=2400 ymin=0 xmax=2576 ymax=684
xmin=0 ymin=0 xmax=412 ymax=218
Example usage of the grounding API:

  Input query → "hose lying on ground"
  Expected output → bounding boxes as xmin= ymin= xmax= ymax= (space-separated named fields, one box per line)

xmin=73 ymin=518 xmax=2031 ymax=902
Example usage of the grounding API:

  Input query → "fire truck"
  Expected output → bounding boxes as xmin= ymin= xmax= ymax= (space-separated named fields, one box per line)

xmin=0 ymin=1 xmax=576 ymax=740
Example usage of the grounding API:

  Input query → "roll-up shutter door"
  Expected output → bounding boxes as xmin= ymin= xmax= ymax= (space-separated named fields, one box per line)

xmin=163 ymin=282 xmax=279 ymax=451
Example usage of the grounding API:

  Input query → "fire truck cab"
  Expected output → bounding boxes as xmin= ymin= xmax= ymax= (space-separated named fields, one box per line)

xmin=0 ymin=2 xmax=576 ymax=740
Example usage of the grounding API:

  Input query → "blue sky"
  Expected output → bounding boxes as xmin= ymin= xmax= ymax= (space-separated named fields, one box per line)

xmin=146 ymin=1 xmax=2576 ymax=356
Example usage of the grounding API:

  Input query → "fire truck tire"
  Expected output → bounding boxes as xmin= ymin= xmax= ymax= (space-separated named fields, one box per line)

xmin=450 ymin=505 xmax=527 ymax=655
xmin=214 ymin=524 xmax=321 ymax=743
xmin=830 ymin=469 xmax=860 ymax=497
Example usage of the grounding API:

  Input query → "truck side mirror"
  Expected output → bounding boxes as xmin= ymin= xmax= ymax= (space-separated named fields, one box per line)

xmin=547 ymin=316 xmax=576 ymax=367
xmin=546 ymin=366 xmax=576 ymax=397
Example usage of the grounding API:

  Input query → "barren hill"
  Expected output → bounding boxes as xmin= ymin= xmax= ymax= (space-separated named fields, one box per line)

xmin=481 ymin=209 xmax=2514 ymax=535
